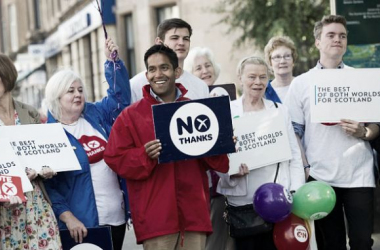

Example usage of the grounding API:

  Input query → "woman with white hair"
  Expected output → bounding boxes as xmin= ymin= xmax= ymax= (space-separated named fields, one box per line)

xmin=185 ymin=46 xmax=234 ymax=250
xmin=184 ymin=47 xmax=221 ymax=86
xmin=218 ymin=56 xmax=304 ymax=250
xmin=43 ymin=38 xmax=131 ymax=250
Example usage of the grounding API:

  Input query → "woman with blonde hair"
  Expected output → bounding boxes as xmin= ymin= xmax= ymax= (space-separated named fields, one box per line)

xmin=264 ymin=36 xmax=298 ymax=103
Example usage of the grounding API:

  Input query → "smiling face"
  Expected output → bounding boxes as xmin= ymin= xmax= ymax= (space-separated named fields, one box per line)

xmin=192 ymin=55 xmax=216 ymax=86
xmin=240 ymin=64 xmax=268 ymax=100
xmin=270 ymin=46 xmax=294 ymax=77
xmin=316 ymin=23 xmax=347 ymax=61
xmin=59 ymin=81 xmax=85 ymax=119
xmin=145 ymin=53 xmax=181 ymax=102
xmin=157 ymin=28 xmax=190 ymax=64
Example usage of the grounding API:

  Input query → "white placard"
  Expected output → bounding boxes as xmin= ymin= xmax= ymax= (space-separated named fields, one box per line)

xmin=0 ymin=123 xmax=81 ymax=173
xmin=310 ymin=68 xmax=380 ymax=123
xmin=0 ymin=142 xmax=33 ymax=192
xmin=228 ymin=108 xmax=292 ymax=175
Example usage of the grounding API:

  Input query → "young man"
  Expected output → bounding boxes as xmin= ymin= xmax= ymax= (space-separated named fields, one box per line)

xmin=285 ymin=15 xmax=379 ymax=250
xmin=104 ymin=44 xmax=229 ymax=250
xmin=130 ymin=18 xmax=209 ymax=103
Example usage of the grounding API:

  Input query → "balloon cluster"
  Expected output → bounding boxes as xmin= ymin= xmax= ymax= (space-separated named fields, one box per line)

xmin=253 ymin=181 xmax=336 ymax=250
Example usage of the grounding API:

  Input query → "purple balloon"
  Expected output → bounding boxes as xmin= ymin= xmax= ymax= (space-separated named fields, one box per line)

xmin=253 ymin=183 xmax=293 ymax=223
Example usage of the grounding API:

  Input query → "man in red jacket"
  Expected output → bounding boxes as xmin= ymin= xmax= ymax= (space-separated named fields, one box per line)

xmin=104 ymin=44 xmax=229 ymax=250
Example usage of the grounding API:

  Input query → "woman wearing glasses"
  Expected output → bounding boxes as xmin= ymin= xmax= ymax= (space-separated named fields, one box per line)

xmin=264 ymin=36 xmax=297 ymax=103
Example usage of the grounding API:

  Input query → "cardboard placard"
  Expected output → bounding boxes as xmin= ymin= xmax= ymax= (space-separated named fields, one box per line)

xmin=310 ymin=68 xmax=380 ymax=123
xmin=153 ymin=96 xmax=235 ymax=163
xmin=228 ymin=108 xmax=292 ymax=175
xmin=0 ymin=176 xmax=27 ymax=202
xmin=0 ymin=123 xmax=81 ymax=173
xmin=60 ymin=226 xmax=113 ymax=250
xmin=0 ymin=142 xmax=33 ymax=192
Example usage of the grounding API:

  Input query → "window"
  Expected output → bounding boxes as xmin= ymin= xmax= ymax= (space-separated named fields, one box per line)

xmin=156 ymin=5 xmax=179 ymax=25
xmin=8 ymin=4 xmax=18 ymax=52
xmin=124 ymin=14 xmax=136 ymax=76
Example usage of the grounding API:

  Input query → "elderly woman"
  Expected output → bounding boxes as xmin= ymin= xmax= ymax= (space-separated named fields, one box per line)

xmin=185 ymin=47 xmax=234 ymax=250
xmin=217 ymin=57 xmax=304 ymax=250
xmin=43 ymin=38 xmax=131 ymax=250
xmin=264 ymin=36 xmax=298 ymax=103
xmin=184 ymin=47 xmax=221 ymax=86
xmin=0 ymin=54 xmax=62 ymax=249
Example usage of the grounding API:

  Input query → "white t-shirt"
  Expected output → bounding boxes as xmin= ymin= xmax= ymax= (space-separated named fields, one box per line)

xmin=63 ymin=118 xmax=125 ymax=225
xmin=284 ymin=66 xmax=375 ymax=188
xmin=130 ymin=70 xmax=210 ymax=103
xmin=272 ymin=85 xmax=290 ymax=103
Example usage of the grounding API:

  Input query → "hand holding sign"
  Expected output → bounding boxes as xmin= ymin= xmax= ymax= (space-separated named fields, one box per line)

xmin=339 ymin=119 xmax=366 ymax=138
xmin=145 ymin=139 xmax=162 ymax=160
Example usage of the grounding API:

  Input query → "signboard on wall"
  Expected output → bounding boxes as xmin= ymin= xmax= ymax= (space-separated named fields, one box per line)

xmin=334 ymin=0 xmax=380 ymax=45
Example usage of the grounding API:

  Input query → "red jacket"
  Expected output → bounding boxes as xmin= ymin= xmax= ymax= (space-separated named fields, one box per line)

xmin=104 ymin=84 xmax=229 ymax=244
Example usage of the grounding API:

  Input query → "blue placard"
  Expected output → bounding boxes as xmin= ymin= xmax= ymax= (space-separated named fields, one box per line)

xmin=60 ymin=226 xmax=113 ymax=250
xmin=152 ymin=96 xmax=235 ymax=163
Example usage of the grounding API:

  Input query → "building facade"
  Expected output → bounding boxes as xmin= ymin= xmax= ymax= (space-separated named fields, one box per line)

xmin=0 ymin=0 xmax=255 ymax=110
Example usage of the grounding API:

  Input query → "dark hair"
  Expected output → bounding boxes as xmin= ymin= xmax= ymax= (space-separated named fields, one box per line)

xmin=0 ymin=54 xmax=18 ymax=92
xmin=144 ymin=44 xmax=179 ymax=70
xmin=157 ymin=18 xmax=192 ymax=41
xmin=314 ymin=15 xmax=347 ymax=39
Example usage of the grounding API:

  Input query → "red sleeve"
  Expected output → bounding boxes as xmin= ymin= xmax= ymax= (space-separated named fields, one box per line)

xmin=201 ymin=154 xmax=229 ymax=173
xmin=104 ymin=110 xmax=157 ymax=180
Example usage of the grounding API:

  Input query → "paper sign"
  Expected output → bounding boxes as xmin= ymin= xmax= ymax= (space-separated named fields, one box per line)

xmin=0 ymin=176 xmax=27 ymax=202
xmin=228 ymin=108 xmax=292 ymax=175
xmin=310 ymin=68 xmax=380 ymax=122
xmin=153 ymin=96 xmax=235 ymax=163
xmin=0 ymin=123 xmax=81 ymax=172
xmin=209 ymin=83 xmax=237 ymax=100
xmin=60 ymin=226 xmax=113 ymax=250
xmin=0 ymin=142 xmax=33 ymax=192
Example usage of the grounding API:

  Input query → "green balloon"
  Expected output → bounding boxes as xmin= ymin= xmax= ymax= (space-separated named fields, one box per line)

xmin=292 ymin=181 xmax=336 ymax=220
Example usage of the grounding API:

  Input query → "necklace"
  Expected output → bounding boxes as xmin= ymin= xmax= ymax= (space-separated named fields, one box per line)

xmin=61 ymin=120 xmax=79 ymax=126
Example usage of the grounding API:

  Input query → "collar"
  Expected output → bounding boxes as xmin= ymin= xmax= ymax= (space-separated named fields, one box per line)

xmin=142 ymin=83 xmax=188 ymax=103
xmin=316 ymin=61 xmax=345 ymax=69
xmin=149 ymin=87 xmax=182 ymax=103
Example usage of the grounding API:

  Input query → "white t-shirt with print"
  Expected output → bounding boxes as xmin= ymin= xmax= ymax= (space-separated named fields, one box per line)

xmin=284 ymin=67 xmax=375 ymax=188
xmin=63 ymin=118 xmax=125 ymax=226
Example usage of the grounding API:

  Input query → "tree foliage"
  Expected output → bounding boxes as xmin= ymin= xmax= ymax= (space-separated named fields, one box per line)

xmin=213 ymin=0 xmax=330 ymax=75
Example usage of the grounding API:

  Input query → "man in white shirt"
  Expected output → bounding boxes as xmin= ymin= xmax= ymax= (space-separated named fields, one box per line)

xmin=285 ymin=15 xmax=379 ymax=250
xmin=130 ymin=18 xmax=209 ymax=103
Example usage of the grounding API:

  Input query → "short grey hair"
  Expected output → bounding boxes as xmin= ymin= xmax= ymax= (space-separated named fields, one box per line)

xmin=184 ymin=47 xmax=221 ymax=80
xmin=236 ymin=56 xmax=269 ymax=77
xmin=45 ymin=69 xmax=87 ymax=121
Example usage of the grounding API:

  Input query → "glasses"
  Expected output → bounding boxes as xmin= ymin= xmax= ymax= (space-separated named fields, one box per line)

xmin=271 ymin=54 xmax=292 ymax=62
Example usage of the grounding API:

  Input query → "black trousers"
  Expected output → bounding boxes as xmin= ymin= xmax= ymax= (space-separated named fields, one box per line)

xmin=308 ymin=176 xmax=374 ymax=250
xmin=109 ymin=223 xmax=127 ymax=250
xmin=235 ymin=230 xmax=277 ymax=250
